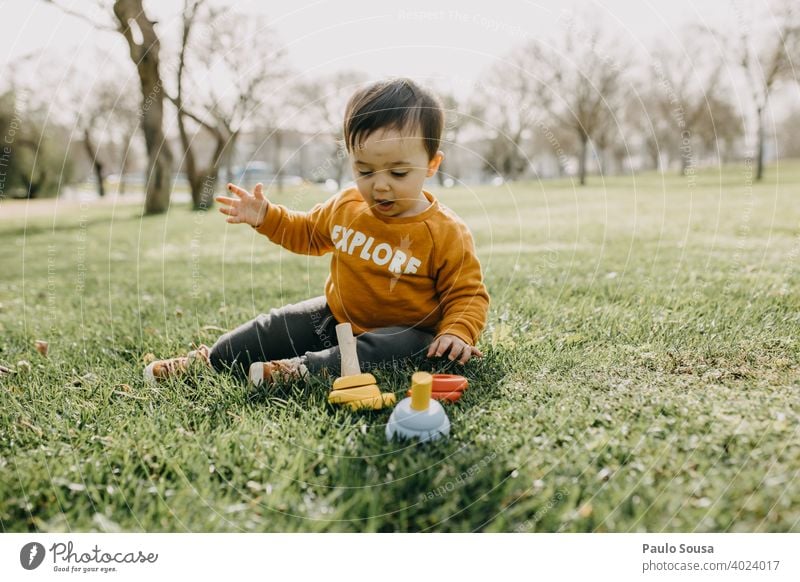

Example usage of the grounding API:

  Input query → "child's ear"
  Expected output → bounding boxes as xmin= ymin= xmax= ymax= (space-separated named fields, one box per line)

xmin=426 ymin=151 xmax=444 ymax=178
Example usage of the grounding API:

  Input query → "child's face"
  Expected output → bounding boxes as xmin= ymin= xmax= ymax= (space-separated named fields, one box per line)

xmin=351 ymin=127 xmax=443 ymax=218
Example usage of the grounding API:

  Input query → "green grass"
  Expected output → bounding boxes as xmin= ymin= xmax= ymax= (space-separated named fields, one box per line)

xmin=1 ymin=162 xmax=799 ymax=532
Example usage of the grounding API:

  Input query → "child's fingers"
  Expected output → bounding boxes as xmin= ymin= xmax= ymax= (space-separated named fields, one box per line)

xmin=434 ymin=336 xmax=454 ymax=358
xmin=219 ymin=206 xmax=236 ymax=216
xmin=426 ymin=341 xmax=437 ymax=358
xmin=254 ymin=183 xmax=265 ymax=200
xmin=448 ymin=341 xmax=468 ymax=361
xmin=226 ymin=183 xmax=249 ymax=198
xmin=226 ymin=216 xmax=242 ymax=224
xmin=426 ymin=338 xmax=441 ymax=358
xmin=471 ymin=346 xmax=484 ymax=358
xmin=457 ymin=345 xmax=473 ymax=365
xmin=215 ymin=196 xmax=236 ymax=206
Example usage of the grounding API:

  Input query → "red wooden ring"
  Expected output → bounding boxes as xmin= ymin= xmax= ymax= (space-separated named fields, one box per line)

xmin=432 ymin=374 xmax=468 ymax=392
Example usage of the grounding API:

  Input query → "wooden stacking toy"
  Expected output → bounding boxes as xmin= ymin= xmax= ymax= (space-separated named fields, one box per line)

xmin=386 ymin=371 xmax=450 ymax=442
xmin=328 ymin=323 xmax=395 ymax=411
xmin=405 ymin=373 xmax=468 ymax=402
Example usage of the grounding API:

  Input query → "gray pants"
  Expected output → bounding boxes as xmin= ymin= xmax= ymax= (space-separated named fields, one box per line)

xmin=208 ymin=296 xmax=435 ymax=378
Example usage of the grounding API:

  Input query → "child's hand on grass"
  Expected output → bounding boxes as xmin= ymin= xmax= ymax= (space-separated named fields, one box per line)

xmin=216 ymin=182 xmax=269 ymax=227
xmin=427 ymin=333 xmax=483 ymax=365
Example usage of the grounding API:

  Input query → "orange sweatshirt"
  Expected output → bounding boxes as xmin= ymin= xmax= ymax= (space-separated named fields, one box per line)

xmin=254 ymin=187 xmax=490 ymax=346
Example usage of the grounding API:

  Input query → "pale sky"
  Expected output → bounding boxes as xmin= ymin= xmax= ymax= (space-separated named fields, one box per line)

xmin=1 ymin=0 xmax=748 ymax=92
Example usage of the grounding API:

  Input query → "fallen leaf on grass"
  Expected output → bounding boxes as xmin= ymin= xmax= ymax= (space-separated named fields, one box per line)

xmin=597 ymin=467 xmax=613 ymax=481
xmin=34 ymin=340 xmax=48 ymax=357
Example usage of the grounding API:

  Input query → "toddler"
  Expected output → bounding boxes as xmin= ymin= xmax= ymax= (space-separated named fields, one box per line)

xmin=145 ymin=78 xmax=490 ymax=387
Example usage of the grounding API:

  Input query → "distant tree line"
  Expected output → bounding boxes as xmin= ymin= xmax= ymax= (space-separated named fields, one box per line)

xmin=1 ymin=0 xmax=796 ymax=212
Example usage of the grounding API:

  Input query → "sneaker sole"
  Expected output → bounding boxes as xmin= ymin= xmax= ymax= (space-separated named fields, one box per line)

xmin=249 ymin=362 xmax=264 ymax=387
xmin=143 ymin=362 xmax=157 ymax=386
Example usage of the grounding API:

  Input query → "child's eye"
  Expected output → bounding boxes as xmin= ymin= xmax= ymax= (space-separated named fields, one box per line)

xmin=357 ymin=169 xmax=407 ymax=178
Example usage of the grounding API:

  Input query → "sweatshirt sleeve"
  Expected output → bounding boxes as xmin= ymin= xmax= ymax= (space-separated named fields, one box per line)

xmin=253 ymin=195 xmax=337 ymax=256
xmin=432 ymin=219 xmax=490 ymax=346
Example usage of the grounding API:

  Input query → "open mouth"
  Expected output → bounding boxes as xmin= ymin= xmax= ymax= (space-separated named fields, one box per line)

xmin=375 ymin=200 xmax=395 ymax=212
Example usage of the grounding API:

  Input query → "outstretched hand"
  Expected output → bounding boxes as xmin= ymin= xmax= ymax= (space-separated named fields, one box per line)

xmin=427 ymin=333 xmax=483 ymax=365
xmin=216 ymin=182 xmax=269 ymax=227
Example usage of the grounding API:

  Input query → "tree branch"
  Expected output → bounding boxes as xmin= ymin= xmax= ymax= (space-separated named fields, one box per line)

xmin=166 ymin=91 xmax=222 ymax=138
xmin=41 ymin=0 xmax=118 ymax=32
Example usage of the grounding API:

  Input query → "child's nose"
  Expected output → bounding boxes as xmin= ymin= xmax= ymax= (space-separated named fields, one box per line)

xmin=373 ymin=173 xmax=391 ymax=191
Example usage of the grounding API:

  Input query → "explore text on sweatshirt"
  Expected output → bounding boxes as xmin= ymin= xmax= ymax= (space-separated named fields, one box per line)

xmin=254 ymin=188 xmax=490 ymax=346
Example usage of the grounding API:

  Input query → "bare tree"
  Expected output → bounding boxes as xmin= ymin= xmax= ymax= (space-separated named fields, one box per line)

xmin=43 ymin=0 xmax=174 ymax=214
xmin=437 ymin=90 xmax=472 ymax=185
xmin=293 ymin=71 xmax=367 ymax=186
xmin=627 ymin=85 xmax=679 ymax=171
xmin=111 ymin=89 xmax=143 ymax=195
xmin=593 ymin=113 xmax=629 ymax=175
xmin=168 ymin=0 xmax=289 ymax=209
xmin=525 ymin=16 xmax=629 ymax=185
xmin=645 ymin=35 xmax=732 ymax=175
xmin=74 ymin=79 xmax=139 ymax=198
xmin=472 ymin=53 xmax=539 ymax=180
xmin=733 ymin=2 xmax=799 ymax=180
xmin=111 ymin=0 xmax=174 ymax=213
xmin=529 ymin=121 xmax=578 ymax=177
xmin=81 ymin=113 xmax=108 ymax=198
xmin=693 ymin=93 xmax=743 ymax=166
xmin=170 ymin=0 xmax=220 ymax=210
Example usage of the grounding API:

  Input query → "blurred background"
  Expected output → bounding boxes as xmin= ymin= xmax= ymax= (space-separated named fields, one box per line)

xmin=0 ymin=0 xmax=798 ymax=214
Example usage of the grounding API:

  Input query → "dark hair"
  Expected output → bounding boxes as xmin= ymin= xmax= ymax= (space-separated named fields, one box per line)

xmin=343 ymin=78 xmax=444 ymax=161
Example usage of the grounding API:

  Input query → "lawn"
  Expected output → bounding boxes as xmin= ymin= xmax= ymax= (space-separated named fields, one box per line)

xmin=1 ymin=163 xmax=798 ymax=532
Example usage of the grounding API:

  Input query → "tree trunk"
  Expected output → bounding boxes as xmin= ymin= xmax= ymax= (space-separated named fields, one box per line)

xmin=578 ymin=133 xmax=588 ymax=186
xmin=436 ymin=160 xmax=446 ymax=186
xmin=118 ymin=129 xmax=136 ymax=195
xmin=189 ymin=126 xmax=228 ymax=210
xmin=83 ymin=128 xmax=105 ymax=198
xmin=335 ymin=148 xmax=346 ymax=188
xmin=613 ymin=150 xmax=626 ymax=175
xmin=180 ymin=128 xmax=224 ymax=211
xmin=273 ymin=128 xmax=284 ymax=193
xmin=200 ymin=134 xmax=226 ymax=210
xmin=756 ymin=107 xmax=765 ymax=181
xmin=189 ymin=171 xmax=217 ymax=211
xmin=21 ymin=168 xmax=46 ymax=199
xmin=113 ymin=0 xmax=173 ymax=215
xmin=225 ymin=142 xmax=235 ymax=185
xmin=680 ymin=145 xmax=689 ymax=176
xmin=223 ymin=132 xmax=238 ymax=186
xmin=648 ymin=140 xmax=660 ymax=171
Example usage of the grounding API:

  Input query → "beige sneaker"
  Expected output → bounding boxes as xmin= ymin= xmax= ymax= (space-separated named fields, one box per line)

xmin=249 ymin=357 xmax=309 ymax=387
xmin=143 ymin=345 xmax=211 ymax=386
